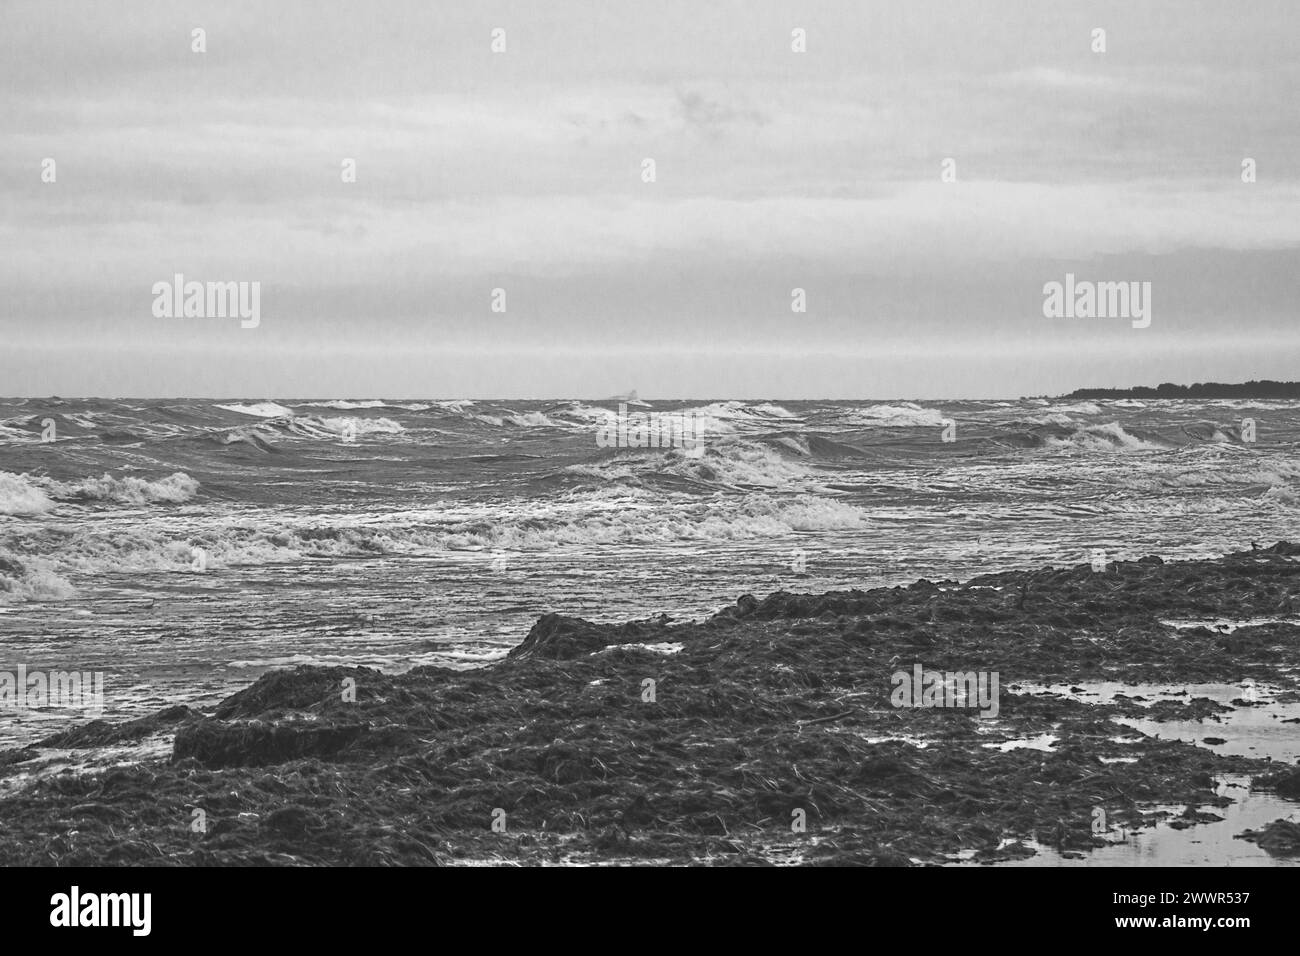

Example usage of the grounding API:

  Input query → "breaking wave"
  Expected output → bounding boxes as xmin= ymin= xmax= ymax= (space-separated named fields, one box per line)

xmin=0 ymin=550 xmax=76 ymax=602
xmin=1041 ymin=422 xmax=1173 ymax=453
xmin=564 ymin=439 xmax=823 ymax=490
xmin=2 ymin=488 xmax=869 ymax=581
xmin=838 ymin=403 xmax=948 ymax=428
xmin=0 ymin=471 xmax=200 ymax=512
xmin=214 ymin=402 xmax=297 ymax=418
xmin=0 ymin=473 xmax=55 ymax=515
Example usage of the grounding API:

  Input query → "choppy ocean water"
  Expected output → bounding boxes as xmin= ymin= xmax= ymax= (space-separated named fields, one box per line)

xmin=1 ymin=396 xmax=1297 ymax=746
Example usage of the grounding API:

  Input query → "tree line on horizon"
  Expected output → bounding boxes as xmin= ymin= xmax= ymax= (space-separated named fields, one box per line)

xmin=1064 ymin=380 xmax=1300 ymax=399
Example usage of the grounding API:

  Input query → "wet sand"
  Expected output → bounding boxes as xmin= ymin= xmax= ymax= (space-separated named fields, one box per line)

xmin=2 ymin=542 xmax=1299 ymax=866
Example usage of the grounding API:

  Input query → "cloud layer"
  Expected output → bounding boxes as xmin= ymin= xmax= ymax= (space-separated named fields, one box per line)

xmin=3 ymin=0 xmax=1299 ymax=397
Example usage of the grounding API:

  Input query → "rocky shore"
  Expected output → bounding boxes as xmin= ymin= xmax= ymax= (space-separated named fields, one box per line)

xmin=3 ymin=543 xmax=1300 ymax=865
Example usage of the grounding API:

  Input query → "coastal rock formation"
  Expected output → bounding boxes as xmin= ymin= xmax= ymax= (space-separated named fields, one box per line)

xmin=1 ymin=543 xmax=1298 ymax=865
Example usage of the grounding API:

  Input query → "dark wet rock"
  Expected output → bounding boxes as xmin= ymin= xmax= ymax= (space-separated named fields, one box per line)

xmin=215 ymin=667 xmax=377 ymax=719
xmin=1238 ymin=819 xmax=1300 ymax=855
xmin=810 ymin=844 xmax=914 ymax=867
xmin=974 ymin=841 xmax=1037 ymax=863
xmin=1252 ymin=766 xmax=1300 ymax=799
xmin=507 ymin=613 xmax=670 ymax=661
xmin=173 ymin=718 xmax=370 ymax=768
xmin=1168 ymin=807 xmax=1225 ymax=829
xmin=36 ymin=705 xmax=194 ymax=749
xmin=263 ymin=806 xmax=324 ymax=836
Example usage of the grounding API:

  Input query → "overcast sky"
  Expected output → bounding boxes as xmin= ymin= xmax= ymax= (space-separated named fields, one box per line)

xmin=3 ymin=0 xmax=1298 ymax=398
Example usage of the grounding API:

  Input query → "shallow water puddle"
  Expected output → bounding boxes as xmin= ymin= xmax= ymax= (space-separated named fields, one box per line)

xmin=981 ymin=732 xmax=1059 ymax=753
xmin=1120 ymin=709 xmax=1300 ymax=763
xmin=858 ymin=734 xmax=933 ymax=748
xmin=1011 ymin=679 xmax=1272 ymax=704
xmin=1011 ymin=680 xmax=1300 ymax=762
xmin=1161 ymin=617 xmax=1300 ymax=633
xmin=970 ymin=776 xmax=1300 ymax=867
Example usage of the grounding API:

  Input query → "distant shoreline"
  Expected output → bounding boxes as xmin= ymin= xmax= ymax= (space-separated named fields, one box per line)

xmin=1062 ymin=380 xmax=1300 ymax=400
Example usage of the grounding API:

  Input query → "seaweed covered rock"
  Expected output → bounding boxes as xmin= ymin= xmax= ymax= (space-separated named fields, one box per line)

xmin=718 ymin=590 xmax=883 ymax=622
xmin=174 ymin=718 xmax=370 ymax=768
xmin=37 ymin=705 xmax=194 ymax=749
xmin=215 ymin=666 xmax=379 ymax=720
xmin=507 ymin=612 xmax=676 ymax=661
xmin=1252 ymin=765 xmax=1300 ymax=799
xmin=1238 ymin=819 xmax=1300 ymax=856
xmin=508 ymin=613 xmax=614 ymax=660
xmin=1 ymin=542 xmax=1299 ymax=865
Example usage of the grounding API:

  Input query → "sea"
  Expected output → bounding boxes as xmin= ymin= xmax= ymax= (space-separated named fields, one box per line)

xmin=1 ymin=396 xmax=1297 ymax=748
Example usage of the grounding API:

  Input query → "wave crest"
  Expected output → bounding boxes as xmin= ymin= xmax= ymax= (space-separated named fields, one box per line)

xmin=0 ymin=473 xmax=55 ymax=515
xmin=0 ymin=550 xmax=76 ymax=602
xmin=1042 ymin=422 xmax=1172 ymax=452
xmin=0 ymin=470 xmax=199 ymax=512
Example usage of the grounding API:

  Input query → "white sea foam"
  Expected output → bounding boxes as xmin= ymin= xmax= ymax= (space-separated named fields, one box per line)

xmin=292 ymin=400 xmax=390 ymax=410
xmin=551 ymin=403 xmax=621 ymax=425
xmin=1122 ymin=458 xmax=1300 ymax=496
xmin=570 ymin=439 xmax=819 ymax=489
xmin=44 ymin=472 xmax=201 ymax=505
xmin=1 ymin=470 xmax=200 ymax=516
xmin=841 ymin=403 xmax=948 ymax=428
xmin=1022 ymin=413 xmax=1081 ymax=428
xmin=676 ymin=401 xmax=801 ymax=434
xmin=506 ymin=411 xmax=565 ymax=429
xmin=0 ymin=473 xmax=55 ymax=515
xmin=0 ymin=549 xmax=76 ymax=602
xmin=284 ymin=416 xmax=405 ymax=438
xmin=1043 ymin=422 xmax=1170 ymax=452
xmin=214 ymin=402 xmax=296 ymax=418
xmin=291 ymin=400 xmax=434 ymax=412
xmin=1046 ymin=401 xmax=1104 ymax=415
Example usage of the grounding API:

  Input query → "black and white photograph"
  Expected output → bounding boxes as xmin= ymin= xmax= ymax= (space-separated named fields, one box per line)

xmin=1 ymin=0 xmax=1298 ymax=924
